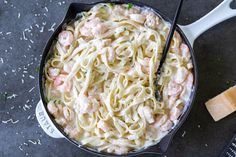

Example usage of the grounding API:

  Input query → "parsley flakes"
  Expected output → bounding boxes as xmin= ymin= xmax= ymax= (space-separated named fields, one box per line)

xmin=127 ymin=3 xmax=133 ymax=10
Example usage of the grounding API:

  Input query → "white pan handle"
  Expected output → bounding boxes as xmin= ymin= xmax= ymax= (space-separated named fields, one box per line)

xmin=179 ymin=0 xmax=236 ymax=46
xmin=36 ymin=100 xmax=64 ymax=138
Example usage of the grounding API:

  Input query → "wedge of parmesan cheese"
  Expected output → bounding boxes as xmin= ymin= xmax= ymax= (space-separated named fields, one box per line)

xmin=205 ymin=85 xmax=236 ymax=121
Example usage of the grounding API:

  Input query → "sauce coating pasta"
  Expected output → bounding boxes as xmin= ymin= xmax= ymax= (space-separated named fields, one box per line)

xmin=44 ymin=3 xmax=193 ymax=155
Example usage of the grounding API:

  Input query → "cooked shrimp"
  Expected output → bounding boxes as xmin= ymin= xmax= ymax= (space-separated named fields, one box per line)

xmin=53 ymin=74 xmax=72 ymax=92
xmin=53 ymin=74 xmax=67 ymax=86
xmin=180 ymin=73 xmax=193 ymax=103
xmin=143 ymin=106 xmax=155 ymax=124
xmin=86 ymin=17 xmax=102 ymax=27
xmin=80 ymin=17 xmax=108 ymax=37
xmin=160 ymin=120 xmax=174 ymax=132
xmin=129 ymin=14 xmax=146 ymax=24
xmin=144 ymin=12 xmax=159 ymax=29
xmin=55 ymin=84 xmax=70 ymax=93
xmin=92 ymin=23 xmax=108 ymax=37
xmin=167 ymin=81 xmax=183 ymax=96
xmin=80 ymin=17 xmax=99 ymax=36
xmin=79 ymin=26 xmax=91 ymax=37
xmin=58 ymin=30 xmax=74 ymax=47
xmin=174 ymin=67 xmax=188 ymax=84
xmin=97 ymin=120 xmax=110 ymax=132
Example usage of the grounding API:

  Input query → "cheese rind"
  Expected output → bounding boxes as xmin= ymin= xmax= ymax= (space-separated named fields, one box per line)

xmin=225 ymin=86 xmax=236 ymax=106
xmin=205 ymin=85 xmax=236 ymax=121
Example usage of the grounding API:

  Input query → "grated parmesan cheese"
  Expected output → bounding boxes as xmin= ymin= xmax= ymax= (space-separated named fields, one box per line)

xmin=23 ymin=31 xmax=27 ymax=40
xmin=28 ymin=87 xmax=35 ymax=92
xmin=28 ymin=140 xmax=37 ymax=145
xmin=37 ymin=139 xmax=41 ymax=145
xmin=181 ymin=131 xmax=186 ymax=137
xmin=29 ymin=75 xmax=35 ymax=79
xmin=2 ymin=119 xmax=19 ymax=124
xmin=44 ymin=6 xmax=48 ymax=12
xmin=7 ymin=94 xmax=18 ymax=99
xmin=18 ymin=146 xmax=23 ymax=151
xmin=0 ymin=58 xmax=3 ymax=63
xmin=29 ymin=39 xmax=34 ymax=44
xmin=27 ymin=115 xmax=31 ymax=119
xmin=48 ymin=23 xmax=56 ymax=32
xmin=40 ymin=26 xmax=44 ymax=33
xmin=23 ymin=143 xmax=28 ymax=146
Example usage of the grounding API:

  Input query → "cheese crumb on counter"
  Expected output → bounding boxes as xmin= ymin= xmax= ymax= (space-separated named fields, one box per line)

xmin=205 ymin=85 xmax=236 ymax=121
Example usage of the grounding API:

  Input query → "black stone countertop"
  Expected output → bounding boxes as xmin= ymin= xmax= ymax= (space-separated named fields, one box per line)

xmin=1 ymin=0 xmax=236 ymax=157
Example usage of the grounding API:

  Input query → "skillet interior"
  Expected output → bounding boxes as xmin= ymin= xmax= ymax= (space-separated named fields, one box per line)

xmin=38 ymin=1 xmax=198 ymax=156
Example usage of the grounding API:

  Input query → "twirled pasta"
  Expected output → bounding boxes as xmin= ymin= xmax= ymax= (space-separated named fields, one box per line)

xmin=44 ymin=3 xmax=193 ymax=155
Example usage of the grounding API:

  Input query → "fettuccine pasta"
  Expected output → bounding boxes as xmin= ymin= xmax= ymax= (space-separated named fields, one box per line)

xmin=44 ymin=3 xmax=193 ymax=155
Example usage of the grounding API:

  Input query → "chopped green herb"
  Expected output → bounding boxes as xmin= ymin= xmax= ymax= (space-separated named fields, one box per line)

xmin=108 ymin=3 xmax=114 ymax=8
xmin=35 ymin=67 xmax=39 ymax=72
xmin=127 ymin=3 xmax=133 ymax=10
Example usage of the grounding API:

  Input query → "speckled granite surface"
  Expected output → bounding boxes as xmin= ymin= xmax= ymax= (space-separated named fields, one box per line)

xmin=0 ymin=0 xmax=236 ymax=157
